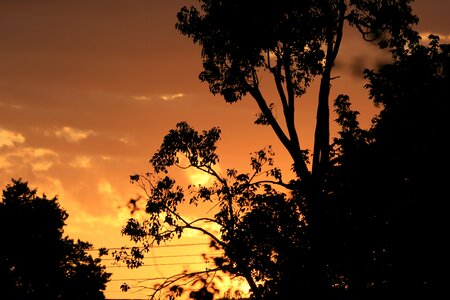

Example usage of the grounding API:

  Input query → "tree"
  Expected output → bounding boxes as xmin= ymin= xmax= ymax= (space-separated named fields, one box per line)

xmin=118 ymin=1 xmax=424 ymax=299
xmin=325 ymin=35 xmax=450 ymax=297
xmin=119 ymin=123 xmax=303 ymax=299
xmin=175 ymin=3 xmax=418 ymax=292
xmin=0 ymin=178 xmax=111 ymax=300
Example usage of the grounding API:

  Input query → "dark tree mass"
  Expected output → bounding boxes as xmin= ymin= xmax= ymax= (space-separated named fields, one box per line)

xmin=328 ymin=35 xmax=449 ymax=296
xmin=117 ymin=1 xmax=449 ymax=299
xmin=0 ymin=179 xmax=111 ymax=300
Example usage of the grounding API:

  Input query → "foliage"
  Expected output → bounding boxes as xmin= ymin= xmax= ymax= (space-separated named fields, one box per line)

xmin=173 ymin=5 xmax=420 ymax=295
xmin=116 ymin=122 xmax=302 ymax=295
xmin=324 ymin=35 xmax=450 ymax=297
xmin=176 ymin=0 xmax=417 ymax=102
xmin=118 ymin=1 xmax=448 ymax=299
xmin=0 ymin=179 xmax=111 ymax=300
xmin=118 ymin=122 xmax=309 ymax=299
xmin=362 ymin=35 xmax=449 ymax=292
xmin=120 ymin=36 xmax=449 ymax=297
xmin=176 ymin=0 xmax=418 ymax=180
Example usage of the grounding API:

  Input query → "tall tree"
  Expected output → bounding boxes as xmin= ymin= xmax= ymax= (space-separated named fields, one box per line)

xmin=118 ymin=1 xmax=424 ymax=299
xmin=0 ymin=179 xmax=111 ymax=300
xmin=175 ymin=0 xmax=419 ymax=295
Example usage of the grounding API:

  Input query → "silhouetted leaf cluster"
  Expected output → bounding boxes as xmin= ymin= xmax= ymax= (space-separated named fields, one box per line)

xmin=323 ymin=35 xmax=450 ymax=297
xmin=0 ymin=179 xmax=111 ymax=300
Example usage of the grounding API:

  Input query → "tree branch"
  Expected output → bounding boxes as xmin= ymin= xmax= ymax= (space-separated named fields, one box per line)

xmin=246 ymin=86 xmax=290 ymax=153
xmin=312 ymin=0 xmax=346 ymax=177
xmin=248 ymin=84 xmax=310 ymax=180
xmin=251 ymin=179 xmax=293 ymax=190
xmin=162 ymin=203 xmax=224 ymax=247
xmin=188 ymin=217 xmax=220 ymax=226
xmin=272 ymin=54 xmax=289 ymax=115
xmin=282 ymin=43 xmax=304 ymax=171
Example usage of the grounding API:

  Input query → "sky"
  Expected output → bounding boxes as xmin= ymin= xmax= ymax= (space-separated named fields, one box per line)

xmin=0 ymin=0 xmax=449 ymax=299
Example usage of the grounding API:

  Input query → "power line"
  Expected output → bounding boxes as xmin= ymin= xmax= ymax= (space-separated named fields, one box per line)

xmin=107 ymin=262 xmax=208 ymax=268
xmin=108 ymin=270 xmax=211 ymax=282
xmin=101 ymin=252 xmax=222 ymax=261
xmin=87 ymin=242 xmax=210 ymax=252
xmin=109 ymin=276 xmax=169 ymax=282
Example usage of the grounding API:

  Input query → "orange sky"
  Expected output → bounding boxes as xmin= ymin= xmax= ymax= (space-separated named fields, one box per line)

xmin=0 ymin=1 xmax=449 ymax=299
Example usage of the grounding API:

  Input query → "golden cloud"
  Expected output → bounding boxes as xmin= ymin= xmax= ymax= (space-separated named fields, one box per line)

xmin=97 ymin=179 xmax=124 ymax=206
xmin=0 ymin=147 xmax=59 ymax=172
xmin=69 ymin=156 xmax=92 ymax=169
xmin=0 ymin=128 xmax=25 ymax=148
xmin=133 ymin=93 xmax=185 ymax=102
xmin=27 ymin=148 xmax=60 ymax=172
xmin=54 ymin=126 xmax=96 ymax=143
xmin=133 ymin=96 xmax=150 ymax=101
xmin=161 ymin=93 xmax=185 ymax=101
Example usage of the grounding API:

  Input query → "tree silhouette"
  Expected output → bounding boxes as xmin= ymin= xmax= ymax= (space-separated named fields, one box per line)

xmin=173 ymin=0 xmax=418 ymax=297
xmin=175 ymin=3 xmax=419 ymax=294
xmin=117 ymin=1 xmax=448 ymax=299
xmin=118 ymin=123 xmax=303 ymax=299
xmin=0 ymin=179 xmax=111 ymax=300
xmin=325 ymin=35 xmax=450 ymax=297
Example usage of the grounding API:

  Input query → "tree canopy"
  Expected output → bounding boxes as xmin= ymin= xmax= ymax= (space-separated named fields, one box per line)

xmin=0 ymin=179 xmax=111 ymax=300
xmin=326 ymin=35 xmax=450 ymax=296
xmin=121 ymin=124 xmax=300 ymax=299
xmin=176 ymin=0 xmax=418 ymax=182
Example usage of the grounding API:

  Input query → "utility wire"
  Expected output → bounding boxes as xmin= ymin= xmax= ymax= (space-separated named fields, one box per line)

xmin=107 ymin=262 xmax=208 ymax=268
xmin=100 ymin=252 xmax=222 ymax=261
xmin=108 ymin=269 xmax=208 ymax=282
xmin=87 ymin=242 xmax=210 ymax=251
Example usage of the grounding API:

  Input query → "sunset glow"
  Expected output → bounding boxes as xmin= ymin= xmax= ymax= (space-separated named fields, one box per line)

xmin=1 ymin=0 xmax=448 ymax=299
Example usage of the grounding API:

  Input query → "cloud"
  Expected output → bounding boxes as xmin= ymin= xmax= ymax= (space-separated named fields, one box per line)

xmin=133 ymin=96 xmax=150 ymax=101
xmin=0 ymin=102 xmax=22 ymax=110
xmin=32 ymin=160 xmax=55 ymax=172
xmin=28 ymin=177 xmax=132 ymax=242
xmin=54 ymin=126 xmax=96 ymax=143
xmin=26 ymin=148 xmax=59 ymax=172
xmin=133 ymin=93 xmax=185 ymax=102
xmin=69 ymin=156 xmax=92 ymax=169
xmin=0 ymin=156 xmax=10 ymax=170
xmin=0 ymin=128 xmax=25 ymax=148
xmin=0 ymin=147 xmax=59 ymax=172
xmin=161 ymin=93 xmax=184 ymax=101
xmin=97 ymin=179 xmax=123 ymax=205
xmin=118 ymin=136 xmax=133 ymax=145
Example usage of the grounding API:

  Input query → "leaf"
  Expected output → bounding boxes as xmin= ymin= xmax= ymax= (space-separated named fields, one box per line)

xmin=120 ymin=283 xmax=130 ymax=292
